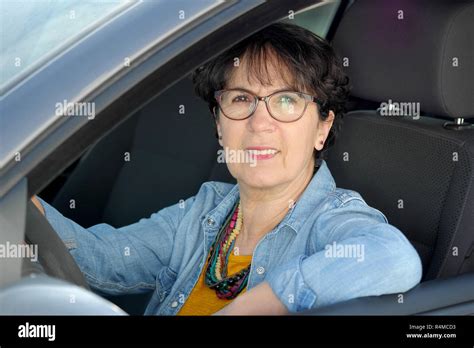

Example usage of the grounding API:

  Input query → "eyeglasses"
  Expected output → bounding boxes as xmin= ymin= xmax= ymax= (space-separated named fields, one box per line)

xmin=214 ymin=89 xmax=323 ymax=123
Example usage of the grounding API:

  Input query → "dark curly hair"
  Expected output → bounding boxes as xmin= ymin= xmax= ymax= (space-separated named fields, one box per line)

xmin=192 ymin=22 xmax=350 ymax=162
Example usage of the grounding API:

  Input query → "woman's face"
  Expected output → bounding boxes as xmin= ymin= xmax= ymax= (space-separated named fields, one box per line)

xmin=216 ymin=57 xmax=334 ymax=190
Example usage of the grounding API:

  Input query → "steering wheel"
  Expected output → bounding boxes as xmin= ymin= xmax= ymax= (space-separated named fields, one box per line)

xmin=24 ymin=200 xmax=90 ymax=290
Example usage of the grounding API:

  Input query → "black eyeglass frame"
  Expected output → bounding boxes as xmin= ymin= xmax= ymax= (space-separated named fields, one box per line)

xmin=213 ymin=88 xmax=325 ymax=123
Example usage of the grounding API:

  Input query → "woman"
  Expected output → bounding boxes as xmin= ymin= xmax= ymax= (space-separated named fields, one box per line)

xmin=32 ymin=22 xmax=422 ymax=315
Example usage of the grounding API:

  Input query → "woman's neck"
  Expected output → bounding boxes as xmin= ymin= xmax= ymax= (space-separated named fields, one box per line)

xmin=237 ymin=162 xmax=315 ymax=245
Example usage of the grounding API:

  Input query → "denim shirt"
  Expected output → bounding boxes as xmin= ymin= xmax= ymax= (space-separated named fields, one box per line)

xmin=37 ymin=160 xmax=422 ymax=315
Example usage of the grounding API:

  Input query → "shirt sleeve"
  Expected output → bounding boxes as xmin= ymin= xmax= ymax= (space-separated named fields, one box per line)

xmin=264 ymin=198 xmax=423 ymax=313
xmin=35 ymin=196 xmax=193 ymax=295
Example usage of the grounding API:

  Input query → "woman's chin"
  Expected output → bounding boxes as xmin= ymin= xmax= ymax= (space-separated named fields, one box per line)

xmin=234 ymin=168 xmax=283 ymax=189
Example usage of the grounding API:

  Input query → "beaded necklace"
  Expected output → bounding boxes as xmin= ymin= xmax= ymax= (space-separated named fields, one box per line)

xmin=204 ymin=200 xmax=251 ymax=299
xmin=204 ymin=165 xmax=320 ymax=299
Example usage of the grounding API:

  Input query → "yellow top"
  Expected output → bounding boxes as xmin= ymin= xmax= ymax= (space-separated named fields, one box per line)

xmin=177 ymin=253 xmax=252 ymax=316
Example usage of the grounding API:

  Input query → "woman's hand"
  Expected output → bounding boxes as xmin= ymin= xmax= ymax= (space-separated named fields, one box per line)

xmin=31 ymin=195 xmax=45 ymax=215
xmin=213 ymin=281 xmax=289 ymax=315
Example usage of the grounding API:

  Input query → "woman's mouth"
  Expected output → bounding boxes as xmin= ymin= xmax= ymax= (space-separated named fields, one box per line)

xmin=245 ymin=149 xmax=279 ymax=160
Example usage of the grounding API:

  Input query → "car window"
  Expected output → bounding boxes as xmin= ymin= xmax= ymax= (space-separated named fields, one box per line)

xmin=0 ymin=0 xmax=133 ymax=92
xmin=283 ymin=0 xmax=340 ymax=38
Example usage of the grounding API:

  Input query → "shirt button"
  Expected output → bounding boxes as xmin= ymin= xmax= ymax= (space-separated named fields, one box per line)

xmin=171 ymin=301 xmax=178 ymax=308
xmin=256 ymin=266 xmax=265 ymax=275
xmin=207 ymin=218 xmax=215 ymax=226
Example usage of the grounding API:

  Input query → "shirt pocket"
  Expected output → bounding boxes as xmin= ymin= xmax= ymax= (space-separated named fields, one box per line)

xmin=155 ymin=266 xmax=178 ymax=303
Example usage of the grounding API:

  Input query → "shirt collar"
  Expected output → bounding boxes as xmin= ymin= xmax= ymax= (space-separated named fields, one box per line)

xmin=208 ymin=160 xmax=336 ymax=235
xmin=282 ymin=160 xmax=336 ymax=233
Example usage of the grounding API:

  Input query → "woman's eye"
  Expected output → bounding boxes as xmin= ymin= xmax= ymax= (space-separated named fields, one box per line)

xmin=278 ymin=95 xmax=296 ymax=105
xmin=232 ymin=95 xmax=251 ymax=103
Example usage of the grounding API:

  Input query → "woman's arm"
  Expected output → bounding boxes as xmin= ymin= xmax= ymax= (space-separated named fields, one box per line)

xmin=31 ymin=195 xmax=45 ymax=215
xmin=217 ymin=199 xmax=422 ymax=315
xmin=263 ymin=199 xmax=422 ymax=313
xmin=213 ymin=281 xmax=289 ymax=315
xmin=32 ymin=195 xmax=192 ymax=295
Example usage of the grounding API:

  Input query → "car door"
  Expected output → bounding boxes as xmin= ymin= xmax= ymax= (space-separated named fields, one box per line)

xmin=0 ymin=0 xmax=326 ymax=310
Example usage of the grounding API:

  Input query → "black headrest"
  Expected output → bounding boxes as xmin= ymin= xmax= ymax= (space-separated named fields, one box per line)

xmin=332 ymin=0 xmax=474 ymax=119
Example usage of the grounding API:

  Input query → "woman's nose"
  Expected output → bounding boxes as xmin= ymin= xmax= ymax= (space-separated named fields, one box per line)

xmin=247 ymin=99 xmax=275 ymax=132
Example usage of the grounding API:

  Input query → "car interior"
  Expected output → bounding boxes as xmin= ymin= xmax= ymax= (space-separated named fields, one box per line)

xmin=32 ymin=0 xmax=474 ymax=315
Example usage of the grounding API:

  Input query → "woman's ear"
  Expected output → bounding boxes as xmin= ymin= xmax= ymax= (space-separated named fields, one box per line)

xmin=315 ymin=110 xmax=335 ymax=151
xmin=212 ymin=106 xmax=224 ymax=146
xmin=216 ymin=122 xmax=223 ymax=147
